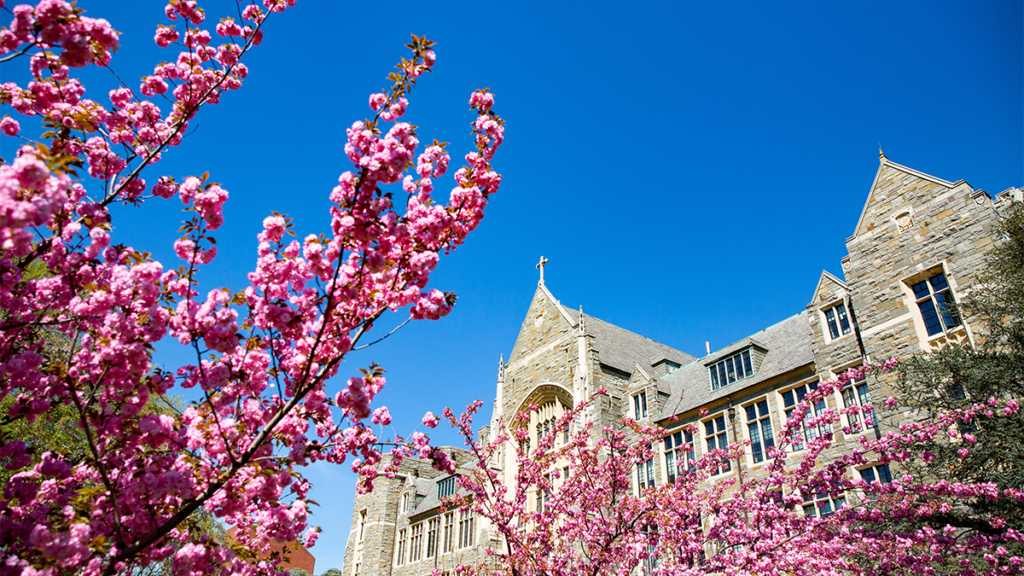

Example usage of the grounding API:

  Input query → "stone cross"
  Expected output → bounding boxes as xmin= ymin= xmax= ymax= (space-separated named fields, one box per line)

xmin=536 ymin=256 xmax=548 ymax=284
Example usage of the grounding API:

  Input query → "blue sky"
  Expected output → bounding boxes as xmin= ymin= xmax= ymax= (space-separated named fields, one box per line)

xmin=2 ymin=0 xmax=1021 ymax=571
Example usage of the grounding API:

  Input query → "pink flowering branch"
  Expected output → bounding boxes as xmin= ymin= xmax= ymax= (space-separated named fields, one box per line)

xmin=0 ymin=3 xmax=504 ymax=576
xmin=439 ymin=360 xmax=1022 ymax=576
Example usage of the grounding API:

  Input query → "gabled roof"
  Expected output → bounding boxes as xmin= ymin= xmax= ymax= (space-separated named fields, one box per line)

xmin=556 ymin=303 xmax=697 ymax=374
xmin=850 ymin=157 xmax=955 ymax=242
xmin=658 ymin=311 xmax=814 ymax=418
xmin=808 ymin=270 xmax=848 ymax=307
xmin=409 ymin=462 xmax=479 ymax=517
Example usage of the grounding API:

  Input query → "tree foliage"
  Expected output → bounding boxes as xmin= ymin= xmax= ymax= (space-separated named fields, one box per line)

xmin=894 ymin=201 xmax=1024 ymax=566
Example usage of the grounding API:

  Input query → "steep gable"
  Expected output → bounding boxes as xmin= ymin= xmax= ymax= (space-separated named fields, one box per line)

xmin=849 ymin=156 xmax=958 ymax=242
xmin=506 ymin=283 xmax=576 ymax=370
xmin=808 ymin=270 xmax=848 ymax=307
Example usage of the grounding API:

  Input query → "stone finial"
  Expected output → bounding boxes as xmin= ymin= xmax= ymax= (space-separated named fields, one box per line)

xmin=536 ymin=255 xmax=548 ymax=285
xmin=497 ymin=353 xmax=505 ymax=381
xmin=879 ymin=146 xmax=887 ymax=161
xmin=577 ymin=306 xmax=587 ymax=335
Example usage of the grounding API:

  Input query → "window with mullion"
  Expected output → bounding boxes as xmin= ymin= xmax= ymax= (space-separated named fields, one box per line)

xmin=634 ymin=391 xmax=648 ymax=419
xmin=704 ymin=415 xmax=731 ymax=475
xmin=396 ymin=528 xmax=407 ymax=566
xmin=426 ymin=517 xmax=439 ymax=558
xmin=709 ymin=349 xmax=754 ymax=391
xmin=823 ymin=302 xmax=853 ymax=340
xmin=782 ymin=382 xmax=827 ymax=450
xmin=801 ymin=489 xmax=846 ymax=518
xmin=442 ymin=512 xmax=455 ymax=554
xmin=859 ymin=464 xmax=892 ymax=485
xmin=745 ymin=399 xmax=775 ymax=464
xmin=637 ymin=452 xmax=655 ymax=493
xmin=841 ymin=374 xmax=875 ymax=433
xmin=438 ymin=476 xmax=456 ymax=499
xmin=663 ymin=430 xmax=694 ymax=483
xmin=912 ymin=272 xmax=961 ymax=337
xmin=410 ymin=522 xmax=423 ymax=562
xmin=457 ymin=510 xmax=475 ymax=548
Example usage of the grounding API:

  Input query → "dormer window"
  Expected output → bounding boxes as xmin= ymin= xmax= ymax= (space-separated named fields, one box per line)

xmin=709 ymin=349 xmax=753 ymax=391
xmin=438 ymin=476 xmax=456 ymax=499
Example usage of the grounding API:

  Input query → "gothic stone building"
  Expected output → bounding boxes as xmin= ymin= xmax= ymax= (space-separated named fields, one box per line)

xmin=341 ymin=156 xmax=1022 ymax=576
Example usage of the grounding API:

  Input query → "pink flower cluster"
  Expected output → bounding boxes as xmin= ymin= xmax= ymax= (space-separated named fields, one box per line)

xmin=1 ymin=8 xmax=499 ymax=576
xmin=438 ymin=361 xmax=1024 ymax=576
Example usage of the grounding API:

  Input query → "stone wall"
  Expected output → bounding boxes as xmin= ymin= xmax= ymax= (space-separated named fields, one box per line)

xmin=845 ymin=160 xmax=1008 ymax=427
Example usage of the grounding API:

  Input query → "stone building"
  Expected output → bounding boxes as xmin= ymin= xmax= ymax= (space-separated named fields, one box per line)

xmin=341 ymin=155 xmax=1021 ymax=576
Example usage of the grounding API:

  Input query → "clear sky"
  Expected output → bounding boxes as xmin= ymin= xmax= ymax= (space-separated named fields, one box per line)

xmin=2 ymin=0 xmax=1022 ymax=571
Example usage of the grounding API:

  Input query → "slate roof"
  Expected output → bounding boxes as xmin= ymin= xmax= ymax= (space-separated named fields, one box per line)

xmin=558 ymin=304 xmax=697 ymax=374
xmin=409 ymin=463 xmax=479 ymax=518
xmin=658 ymin=311 xmax=814 ymax=417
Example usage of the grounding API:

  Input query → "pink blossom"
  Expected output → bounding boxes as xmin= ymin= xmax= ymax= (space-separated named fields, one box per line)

xmin=154 ymin=25 xmax=179 ymax=47
xmin=422 ymin=412 xmax=439 ymax=428
xmin=1 ymin=116 xmax=20 ymax=136
xmin=372 ymin=406 xmax=392 ymax=426
xmin=470 ymin=90 xmax=494 ymax=112
xmin=12 ymin=153 xmax=49 ymax=189
xmin=173 ymin=237 xmax=196 ymax=260
xmin=369 ymin=93 xmax=387 ymax=111
xmin=261 ymin=215 xmax=286 ymax=242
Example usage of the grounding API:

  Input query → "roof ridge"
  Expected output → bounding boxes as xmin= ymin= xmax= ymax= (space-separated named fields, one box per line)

xmin=559 ymin=303 xmax=696 ymax=361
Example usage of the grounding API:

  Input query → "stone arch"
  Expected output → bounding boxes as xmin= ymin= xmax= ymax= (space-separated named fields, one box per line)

xmin=508 ymin=382 xmax=574 ymax=448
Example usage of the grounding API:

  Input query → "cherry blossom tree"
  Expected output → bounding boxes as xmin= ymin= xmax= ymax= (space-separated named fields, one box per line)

xmin=444 ymin=362 xmax=1023 ymax=576
xmin=0 ymin=2 xmax=504 ymax=575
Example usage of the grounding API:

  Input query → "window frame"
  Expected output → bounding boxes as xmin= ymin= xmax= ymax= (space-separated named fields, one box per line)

xmin=901 ymin=267 xmax=967 ymax=347
xmin=838 ymin=370 xmax=876 ymax=435
xmin=409 ymin=522 xmax=424 ymax=562
xmin=633 ymin=390 xmax=649 ymax=420
xmin=820 ymin=300 xmax=853 ymax=342
xmin=708 ymin=349 xmax=754 ymax=391
xmin=911 ymin=271 xmax=961 ymax=337
xmin=779 ymin=380 xmax=829 ymax=451
xmin=442 ymin=511 xmax=455 ymax=554
xmin=858 ymin=463 xmax=893 ymax=486
xmin=438 ymin=476 xmax=456 ymax=499
xmin=457 ymin=509 xmax=475 ymax=549
xmin=636 ymin=448 xmax=656 ymax=494
xmin=743 ymin=398 xmax=776 ymax=465
xmin=800 ymin=487 xmax=846 ymax=518
xmin=395 ymin=527 xmax=407 ymax=566
xmin=663 ymin=428 xmax=694 ymax=483
xmin=426 ymin=517 xmax=439 ymax=558
xmin=702 ymin=413 xmax=731 ymax=477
